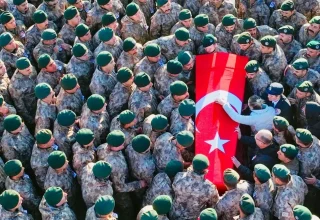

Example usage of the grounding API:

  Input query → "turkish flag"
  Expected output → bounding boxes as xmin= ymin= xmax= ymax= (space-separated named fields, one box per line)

xmin=195 ymin=52 xmax=248 ymax=191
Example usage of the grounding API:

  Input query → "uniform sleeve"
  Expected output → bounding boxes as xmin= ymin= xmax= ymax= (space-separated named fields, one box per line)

xmin=150 ymin=15 xmax=162 ymax=39
xmin=268 ymin=12 xmax=276 ymax=29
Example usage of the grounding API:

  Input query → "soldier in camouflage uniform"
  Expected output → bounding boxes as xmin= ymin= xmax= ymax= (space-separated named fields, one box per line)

xmin=234 ymin=194 xmax=264 ymax=220
xmin=0 ymin=60 xmax=12 ymax=104
xmin=176 ymin=51 xmax=195 ymax=97
xmin=120 ymin=2 xmax=149 ymax=44
xmin=133 ymin=0 xmax=154 ymax=25
xmin=79 ymin=94 xmax=110 ymax=146
xmin=231 ymin=31 xmax=262 ymax=61
xmin=272 ymin=116 xmax=295 ymax=145
xmin=238 ymin=0 xmax=270 ymax=26
xmin=37 ymin=0 xmax=65 ymax=29
xmin=298 ymin=16 xmax=320 ymax=47
xmin=142 ymin=114 xmax=168 ymax=150
xmin=277 ymin=144 xmax=299 ymax=175
xmin=12 ymin=0 xmax=36 ymax=28
xmin=0 ymin=11 xmax=26 ymax=43
xmin=58 ymin=6 xmax=82 ymax=45
xmin=189 ymin=14 xmax=215 ymax=49
xmin=85 ymin=195 xmax=117 ymax=220
xmin=170 ymin=9 xmax=194 ymax=35
xmin=0 ymin=0 xmax=15 ymax=12
xmin=183 ymin=0 xmax=207 ymax=17
xmin=0 ymin=157 xmax=6 ymax=193
xmin=74 ymin=23 xmax=95 ymax=52
xmin=295 ymin=0 xmax=320 ymax=21
xmin=242 ymin=17 xmax=278 ymax=41
xmin=67 ymin=0 xmax=92 ymax=22
xmin=170 ymin=99 xmax=195 ymax=136
xmin=197 ymin=34 xmax=228 ymax=54
xmin=0 ymin=95 xmax=16 ymax=138
xmin=170 ymin=155 xmax=220 ymax=220
xmin=292 ymin=40 xmax=320 ymax=73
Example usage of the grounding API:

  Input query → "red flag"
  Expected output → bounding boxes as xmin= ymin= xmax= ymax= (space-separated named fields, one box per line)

xmin=195 ymin=52 xmax=248 ymax=191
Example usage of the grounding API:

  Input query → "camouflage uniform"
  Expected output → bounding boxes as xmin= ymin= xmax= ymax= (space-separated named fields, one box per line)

xmin=251 ymin=25 xmax=278 ymax=40
xmin=261 ymin=45 xmax=287 ymax=82
xmin=74 ymin=36 xmax=95 ymax=52
xmin=93 ymin=36 xmax=123 ymax=61
xmin=282 ymin=158 xmax=299 ymax=175
xmin=0 ymin=72 xmax=12 ymax=104
xmin=109 ymin=115 xmax=137 ymax=146
xmin=12 ymin=4 xmax=36 ymax=28
xmin=133 ymin=55 xmax=167 ymax=82
xmin=234 ymin=207 xmax=264 ymax=220
xmin=154 ymin=65 xmax=179 ymax=98
xmin=215 ymin=20 xmax=244 ymax=51
xmin=56 ymin=88 xmax=84 ymax=116
xmin=272 ymin=175 xmax=308 ymax=219
xmin=80 ymin=162 xmax=113 ymax=208
xmin=230 ymin=35 xmax=262 ymax=61
xmin=39 ymin=197 xmax=76 ymax=220
xmin=246 ymin=68 xmax=272 ymax=97
xmin=92 ymin=26 xmax=122 ymax=49
xmin=292 ymin=49 xmax=320 ymax=73
xmin=89 ymin=68 xmax=117 ymax=100
xmin=0 ymin=20 xmax=27 ymax=43
xmin=0 ymin=103 xmax=16 ymax=138
xmin=79 ymin=103 xmax=110 ymax=146
xmin=116 ymin=43 xmax=144 ymax=70
xmin=0 ymin=206 xmax=33 ymax=220
xmin=275 ymin=35 xmax=302 ymax=63
xmin=197 ymin=44 xmax=228 ymax=54
xmin=133 ymin=0 xmax=155 ymax=25
xmin=76 ymin=1 xmax=92 ymax=21
xmin=53 ymin=120 xmax=77 ymax=159
xmin=58 ymin=23 xmax=81 ymax=45
xmin=35 ymin=100 xmax=57 ymax=134
xmin=85 ymin=205 xmax=116 ymax=220
xmin=189 ymin=24 xmax=215 ymax=49
xmin=0 ymin=158 xmax=6 ymax=192
xmin=298 ymin=24 xmax=320 ymax=47
xmin=157 ymin=95 xmax=181 ymax=119
xmin=0 ymin=0 xmax=15 ymax=12
xmin=269 ymin=10 xmax=307 ymax=33
xmin=239 ymin=0 xmax=270 ymax=26
xmin=72 ymin=142 xmax=96 ymax=178
xmin=37 ymin=0 xmax=65 ymax=29
xmin=253 ymin=179 xmax=275 ymax=220
xmin=170 ymin=21 xmax=194 ymax=35
xmin=295 ymin=0 xmax=320 ymax=21
xmin=169 ymin=167 xmax=220 ymax=220
xmin=142 ymin=114 xmax=167 ymax=150
xmin=170 ymin=108 xmax=194 ymax=135
xmin=183 ymin=0 xmax=207 ymax=17
xmin=215 ymin=180 xmax=253 ymax=220
xmin=120 ymin=14 xmax=149 ymax=44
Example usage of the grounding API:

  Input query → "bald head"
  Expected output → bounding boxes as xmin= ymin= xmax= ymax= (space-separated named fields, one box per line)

xmin=255 ymin=129 xmax=273 ymax=148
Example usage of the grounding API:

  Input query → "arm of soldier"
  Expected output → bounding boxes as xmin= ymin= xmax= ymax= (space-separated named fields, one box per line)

xmin=278 ymin=203 xmax=295 ymax=220
xmin=9 ymin=93 xmax=33 ymax=123
xmin=112 ymin=173 xmax=143 ymax=192
xmin=268 ymin=12 xmax=276 ymax=29
xmin=149 ymin=15 xmax=162 ymax=39
xmin=32 ymin=45 xmax=42 ymax=61
xmin=207 ymin=184 xmax=220 ymax=207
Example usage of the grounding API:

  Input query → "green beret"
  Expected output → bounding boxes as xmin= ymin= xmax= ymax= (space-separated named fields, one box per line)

xmin=0 ymin=11 xmax=14 ymax=25
xmin=167 ymin=60 xmax=183 ymax=75
xmin=0 ymin=32 xmax=13 ymax=47
xmin=179 ymin=99 xmax=195 ymax=116
xmin=34 ymin=83 xmax=51 ymax=99
xmin=272 ymin=164 xmax=290 ymax=179
xmin=67 ymin=0 xmax=77 ymax=4
xmin=296 ymin=128 xmax=313 ymax=144
xmin=57 ymin=110 xmax=76 ymax=127
xmin=170 ymin=81 xmax=188 ymax=96
xmin=296 ymin=81 xmax=313 ymax=93
xmin=176 ymin=131 xmax=194 ymax=147
xmin=193 ymin=154 xmax=209 ymax=172
xmin=260 ymin=35 xmax=276 ymax=47
xmin=144 ymin=43 xmax=161 ymax=57
xmin=194 ymin=14 xmax=209 ymax=27
xmin=13 ymin=0 xmax=26 ymax=6
xmin=278 ymin=25 xmax=294 ymax=35
xmin=292 ymin=58 xmax=308 ymax=70
xmin=267 ymin=82 xmax=284 ymax=95
xmin=4 ymin=160 xmax=22 ymax=176
xmin=106 ymin=130 xmax=125 ymax=147
xmin=177 ymin=51 xmax=192 ymax=66
xmin=132 ymin=134 xmax=151 ymax=153
xmin=75 ymin=23 xmax=90 ymax=38
xmin=281 ymin=0 xmax=294 ymax=11
xmin=273 ymin=116 xmax=289 ymax=131
xmin=293 ymin=205 xmax=312 ymax=220
xmin=94 ymin=195 xmax=115 ymax=215
xmin=102 ymin=12 xmax=116 ymax=26
xmin=202 ymin=34 xmax=217 ymax=47
xmin=72 ymin=43 xmax=87 ymax=57
xmin=239 ymin=194 xmax=255 ymax=215
xmin=310 ymin=16 xmax=320 ymax=24
xmin=254 ymin=164 xmax=271 ymax=183
xmin=44 ymin=187 xmax=63 ymax=207
xmin=223 ymin=168 xmax=240 ymax=185
xmin=48 ymin=151 xmax=67 ymax=169
xmin=93 ymin=161 xmax=112 ymax=178
xmin=152 ymin=195 xmax=172 ymax=215
xmin=280 ymin=144 xmax=298 ymax=160
xmin=4 ymin=115 xmax=22 ymax=132
xmin=243 ymin=18 xmax=256 ymax=30
xmin=175 ymin=27 xmax=190 ymax=41
xmin=0 ymin=95 xmax=3 ymax=106
xmin=76 ymin=128 xmax=94 ymax=145
xmin=237 ymin=32 xmax=252 ymax=44
xmin=134 ymin=72 xmax=151 ymax=87
xmin=222 ymin=14 xmax=236 ymax=27
xmin=99 ymin=27 xmax=113 ymax=42
xmin=179 ymin=9 xmax=192 ymax=21
xmin=119 ymin=110 xmax=135 ymax=124
xmin=151 ymin=114 xmax=168 ymax=131
xmin=165 ymin=160 xmax=183 ymax=177
xmin=61 ymin=74 xmax=78 ymax=90
xmin=96 ymin=51 xmax=113 ymax=67
xmin=123 ymin=37 xmax=136 ymax=52
xmin=306 ymin=40 xmax=320 ymax=50
xmin=156 ymin=0 xmax=168 ymax=7
xmin=38 ymin=53 xmax=51 ymax=69
xmin=117 ymin=67 xmax=133 ymax=83
xmin=36 ymin=129 xmax=53 ymax=144
xmin=0 ymin=190 xmax=20 ymax=211
xmin=200 ymin=208 xmax=218 ymax=220
xmin=16 ymin=57 xmax=31 ymax=70
xmin=141 ymin=210 xmax=158 ymax=220
xmin=97 ymin=0 xmax=110 ymax=6
xmin=64 ymin=6 xmax=78 ymax=20
xmin=87 ymin=94 xmax=105 ymax=111
xmin=33 ymin=10 xmax=48 ymax=24
xmin=41 ymin=28 xmax=57 ymax=40
xmin=126 ymin=2 xmax=139 ymax=16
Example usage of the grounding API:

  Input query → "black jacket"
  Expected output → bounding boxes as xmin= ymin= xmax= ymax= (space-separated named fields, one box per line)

xmin=266 ymin=95 xmax=293 ymax=125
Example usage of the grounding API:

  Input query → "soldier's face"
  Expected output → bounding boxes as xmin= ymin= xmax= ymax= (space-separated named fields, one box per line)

xmin=281 ymin=10 xmax=293 ymax=19
xmin=246 ymin=72 xmax=256 ymax=79
xmin=260 ymin=45 xmax=273 ymax=54
xmin=277 ymin=150 xmax=287 ymax=161
xmin=123 ymin=76 xmax=134 ymax=87
xmin=56 ymin=192 xmax=68 ymax=207
xmin=197 ymin=24 xmax=209 ymax=32
xmin=184 ymin=59 xmax=194 ymax=70
xmin=128 ymin=46 xmax=138 ymax=55
xmin=73 ymin=0 xmax=83 ymax=8
xmin=17 ymin=1 xmax=29 ymax=13
xmin=295 ymin=89 xmax=308 ymax=99
xmin=80 ymin=31 xmax=92 ymax=41
xmin=66 ymin=83 xmax=80 ymax=94
xmin=246 ymin=28 xmax=257 ymax=38
xmin=101 ymin=1 xmax=113 ymax=10
xmin=173 ymin=92 xmax=189 ymax=102
xmin=279 ymin=33 xmax=292 ymax=43
xmin=5 ymin=18 xmax=16 ymax=29
xmin=47 ymin=0 xmax=58 ymax=7
xmin=204 ymin=44 xmax=217 ymax=53
xmin=69 ymin=13 xmax=81 ymax=26
xmin=239 ymin=43 xmax=250 ymax=51
xmin=181 ymin=18 xmax=192 ymax=28
xmin=147 ymin=54 xmax=161 ymax=62
xmin=160 ymin=2 xmax=171 ymax=14
xmin=130 ymin=10 xmax=142 ymax=22
xmin=19 ymin=66 xmax=32 ymax=76
xmin=267 ymin=94 xmax=279 ymax=102
xmin=293 ymin=68 xmax=307 ymax=77
xmin=37 ymin=19 xmax=49 ymax=30
xmin=45 ymin=60 xmax=57 ymax=72
xmin=4 ymin=40 xmax=17 ymax=51
xmin=43 ymin=90 xmax=55 ymax=103
xmin=308 ymin=23 xmax=320 ymax=35
xmin=175 ymin=39 xmax=189 ymax=46
xmin=306 ymin=48 xmax=320 ymax=58
xmin=107 ymin=21 xmax=118 ymax=31
xmin=224 ymin=25 xmax=235 ymax=33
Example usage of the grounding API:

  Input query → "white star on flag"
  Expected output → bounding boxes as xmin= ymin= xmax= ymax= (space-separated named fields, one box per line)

xmin=205 ymin=132 xmax=230 ymax=153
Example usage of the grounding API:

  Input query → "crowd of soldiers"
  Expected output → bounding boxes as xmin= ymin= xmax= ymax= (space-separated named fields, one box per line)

xmin=0 ymin=0 xmax=320 ymax=219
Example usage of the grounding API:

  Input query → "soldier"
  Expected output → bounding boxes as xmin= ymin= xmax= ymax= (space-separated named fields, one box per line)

xmin=74 ymin=23 xmax=95 ymax=52
xmin=238 ymin=0 xmax=270 ymax=26
xmin=0 ymin=60 xmax=11 ymax=104
xmin=295 ymin=0 xmax=320 ymax=21
xmin=0 ymin=11 xmax=26 ymax=43
xmin=0 ymin=95 xmax=16 ymax=138
xmin=30 ymin=129 xmax=57 ymax=190
xmin=25 ymin=10 xmax=57 ymax=54
xmin=150 ymin=0 xmax=182 ymax=39
xmin=157 ymin=81 xmax=189 ymax=118
xmin=234 ymin=194 xmax=264 ymax=219
xmin=176 ymin=51 xmax=195 ymax=94
xmin=269 ymin=0 xmax=307 ymax=33
xmin=58 ymin=6 xmax=82 ymax=45
xmin=277 ymin=144 xmax=299 ymax=175
xmin=121 ymin=2 xmax=149 ymax=44
xmin=260 ymin=35 xmax=287 ymax=82
xmin=252 ymin=164 xmax=275 ymax=220
xmin=242 ymin=17 xmax=278 ymax=40
xmin=143 ymin=114 xmax=168 ymax=150
xmin=133 ymin=0 xmax=154 ymax=25
xmin=4 ymin=159 xmax=41 ymax=217
xmin=116 ymin=37 xmax=144 ymax=70
xmin=33 ymin=28 xmax=71 ymax=64
xmin=53 ymin=110 xmax=78 ymax=159
xmin=197 ymin=34 xmax=228 ymax=54
xmin=170 ymin=154 xmax=219 ymax=219
xmin=108 ymin=68 xmax=136 ymax=118
xmin=0 ymin=115 xmax=34 ymax=169
xmin=231 ymin=31 xmax=262 ymax=61
xmin=183 ymin=0 xmax=206 ymax=17
xmin=215 ymin=14 xmax=244 ymax=51
xmin=170 ymin=99 xmax=195 ymax=135
xmin=39 ymin=187 xmax=77 ymax=219
xmin=189 ymin=14 xmax=215 ymax=49
xmin=67 ymin=0 xmax=92 ymax=22
xmin=292 ymin=40 xmax=320 ymax=73
xmin=272 ymin=164 xmax=308 ymax=219
xmin=37 ymin=0 xmax=65 ymax=29
xmin=276 ymin=25 xmax=302 ymax=63
xmin=294 ymin=206 xmax=320 ymax=220
xmin=170 ymin=9 xmax=194 ymax=35
xmin=12 ymin=0 xmax=36 ymax=28
xmin=67 ymin=43 xmax=94 ymax=97
xmin=79 ymin=94 xmax=110 ymax=146
xmin=299 ymin=16 xmax=320 ymax=47
xmin=85 ymin=195 xmax=117 ymax=219
xmin=134 ymin=43 xmax=166 ymax=81
xmin=151 ymin=195 xmax=172 ymax=220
